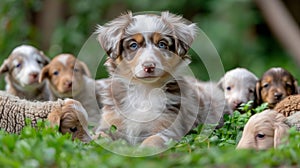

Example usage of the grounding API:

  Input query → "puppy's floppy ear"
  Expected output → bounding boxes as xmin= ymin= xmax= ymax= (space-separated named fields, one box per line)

xmin=161 ymin=11 xmax=199 ymax=57
xmin=274 ymin=113 xmax=289 ymax=148
xmin=0 ymin=59 xmax=10 ymax=75
xmin=217 ymin=77 xmax=224 ymax=90
xmin=95 ymin=12 xmax=133 ymax=59
xmin=39 ymin=65 xmax=50 ymax=83
xmin=76 ymin=60 xmax=91 ymax=77
xmin=255 ymin=80 xmax=262 ymax=106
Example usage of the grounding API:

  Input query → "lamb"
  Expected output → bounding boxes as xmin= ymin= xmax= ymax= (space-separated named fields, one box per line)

xmin=0 ymin=91 xmax=92 ymax=142
xmin=274 ymin=95 xmax=300 ymax=117
xmin=236 ymin=109 xmax=300 ymax=150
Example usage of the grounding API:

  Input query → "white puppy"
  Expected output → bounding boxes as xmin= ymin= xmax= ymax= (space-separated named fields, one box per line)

xmin=218 ymin=68 xmax=258 ymax=111
xmin=0 ymin=45 xmax=51 ymax=100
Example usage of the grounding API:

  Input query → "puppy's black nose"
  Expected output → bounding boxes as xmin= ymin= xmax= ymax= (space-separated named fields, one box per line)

xmin=142 ymin=62 xmax=156 ymax=73
xmin=274 ymin=92 xmax=283 ymax=100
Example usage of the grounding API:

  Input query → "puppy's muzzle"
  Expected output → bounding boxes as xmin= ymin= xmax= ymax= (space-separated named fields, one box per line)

xmin=274 ymin=92 xmax=283 ymax=100
xmin=143 ymin=62 xmax=156 ymax=73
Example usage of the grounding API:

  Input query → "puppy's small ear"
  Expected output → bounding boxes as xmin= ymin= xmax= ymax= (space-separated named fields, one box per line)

xmin=293 ymin=80 xmax=298 ymax=94
xmin=217 ymin=77 xmax=224 ymax=90
xmin=274 ymin=114 xmax=289 ymax=148
xmin=39 ymin=51 xmax=50 ymax=65
xmin=77 ymin=60 xmax=91 ymax=77
xmin=39 ymin=66 xmax=49 ymax=83
xmin=48 ymin=108 xmax=62 ymax=127
xmin=0 ymin=59 xmax=10 ymax=75
xmin=161 ymin=12 xmax=199 ymax=57
xmin=255 ymin=80 xmax=262 ymax=106
xmin=95 ymin=12 xmax=133 ymax=59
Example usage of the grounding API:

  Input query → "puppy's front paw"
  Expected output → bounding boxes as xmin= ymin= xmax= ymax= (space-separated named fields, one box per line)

xmin=140 ymin=135 xmax=165 ymax=148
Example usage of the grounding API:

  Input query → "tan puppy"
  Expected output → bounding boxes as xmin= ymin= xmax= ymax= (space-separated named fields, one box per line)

xmin=39 ymin=54 xmax=101 ymax=125
xmin=236 ymin=110 xmax=289 ymax=150
xmin=0 ymin=45 xmax=51 ymax=100
xmin=256 ymin=67 xmax=298 ymax=108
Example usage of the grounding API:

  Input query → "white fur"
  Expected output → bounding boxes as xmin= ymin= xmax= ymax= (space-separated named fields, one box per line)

xmin=57 ymin=54 xmax=70 ymax=66
xmin=218 ymin=68 xmax=258 ymax=110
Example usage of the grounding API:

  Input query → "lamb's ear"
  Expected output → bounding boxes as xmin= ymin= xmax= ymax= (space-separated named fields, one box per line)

xmin=39 ymin=66 xmax=50 ymax=83
xmin=75 ymin=60 xmax=91 ymax=77
xmin=95 ymin=12 xmax=133 ymax=59
xmin=48 ymin=109 xmax=62 ymax=127
xmin=161 ymin=12 xmax=199 ymax=57
xmin=254 ymin=80 xmax=262 ymax=106
xmin=0 ymin=59 xmax=10 ymax=75
xmin=217 ymin=77 xmax=224 ymax=90
xmin=274 ymin=114 xmax=289 ymax=148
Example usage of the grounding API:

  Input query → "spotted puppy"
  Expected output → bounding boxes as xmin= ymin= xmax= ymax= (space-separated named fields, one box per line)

xmin=256 ymin=67 xmax=298 ymax=108
xmin=39 ymin=54 xmax=101 ymax=125
xmin=94 ymin=11 xmax=229 ymax=148
xmin=0 ymin=45 xmax=51 ymax=100
xmin=218 ymin=68 xmax=258 ymax=111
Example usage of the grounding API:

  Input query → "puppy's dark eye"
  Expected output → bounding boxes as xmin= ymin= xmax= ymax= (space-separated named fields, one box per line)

xmin=15 ymin=63 xmax=21 ymax=68
xmin=74 ymin=68 xmax=80 ymax=72
xmin=53 ymin=71 xmax=59 ymax=76
xmin=256 ymin=133 xmax=265 ymax=139
xmin=129 ymin=42 xmax=138 ymax=50
xmin=249 ymin=89 xmax=254 ymax=93
xmin=226 ymin=86 xmax=231 ymax=91
xmin=286 ymin=82 xmax=292 ymax=88
xmin=263 ymin=83 xmax=269 ymax=88
xmin=70 ymin=127 xmax=77 ymax=132
xmin=36 ymin=60 xmax=43 ymax=64
xmin=158 ymin=41 xmax=168 ymax=49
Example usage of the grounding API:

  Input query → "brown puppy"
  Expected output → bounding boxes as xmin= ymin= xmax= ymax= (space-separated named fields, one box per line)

xmin=39 ymin=54 xmax=102 ymax=125
xmin=255 ymin=67 xmax=298 ymax=108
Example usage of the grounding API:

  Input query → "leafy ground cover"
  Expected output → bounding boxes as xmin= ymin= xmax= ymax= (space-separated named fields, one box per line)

xmin=0 ymin=102 xmax=299 ymax=168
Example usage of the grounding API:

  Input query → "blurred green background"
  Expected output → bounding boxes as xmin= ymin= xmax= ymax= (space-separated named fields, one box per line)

xmin=1 ymin=0 xmax=300 ymax=89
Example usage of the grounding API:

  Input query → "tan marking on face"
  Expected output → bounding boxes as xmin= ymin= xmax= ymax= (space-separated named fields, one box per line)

xmin=152 ymin=32 xmax=162 ymax=44
xmin=132 ymin=33 xmax=144 ymax=44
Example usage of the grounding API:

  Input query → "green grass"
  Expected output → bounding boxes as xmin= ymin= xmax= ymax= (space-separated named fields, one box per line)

xmin=0 ymin=103 xmax=299 ymax=168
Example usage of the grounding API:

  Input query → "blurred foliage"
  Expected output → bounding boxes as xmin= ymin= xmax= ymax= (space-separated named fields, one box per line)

xmin=0 ymin=0 xmax=300 ymax=88
xmin=0 ymin=103 xmax=299 ymax=167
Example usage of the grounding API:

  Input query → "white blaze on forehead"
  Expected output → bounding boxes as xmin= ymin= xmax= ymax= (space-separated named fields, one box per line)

xmin=57 ymin=54 xmax=71 ymax=66
xmin=12 ymin=45 xmax=37 ymax=56
xmin=127 ymin=15 xmax=172 ymax=35
xmin=271 ymin=67 xmax=284 ymax=72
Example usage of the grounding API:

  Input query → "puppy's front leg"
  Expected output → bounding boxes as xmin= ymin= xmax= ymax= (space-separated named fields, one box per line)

xmin=140 ymin=135 xmax=165 ymax=148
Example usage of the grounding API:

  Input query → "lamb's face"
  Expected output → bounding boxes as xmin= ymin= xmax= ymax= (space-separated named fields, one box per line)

xmin=237 ymin=110 xmax=289 ymax=150
xmin=0 ymin=45 xmax=49 ymax=91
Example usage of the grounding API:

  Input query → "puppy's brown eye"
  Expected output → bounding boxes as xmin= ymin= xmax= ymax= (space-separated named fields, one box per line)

xmin=70 ymin=127 xmax=77 ymax=132
xmin=263 ymin=83 xmax=269 ymax=88
xmin=158 ymin=41 xmax=168 ymax=49
xmin=226 ymin=86 xmax=231 ymax=91
xmin=53 ymin=71 xmax=59 ymax=76
xmin=256 ymin=133 xmax=265 ymax=139
xmin=129 ymin=42 xmax=138 ymax=50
